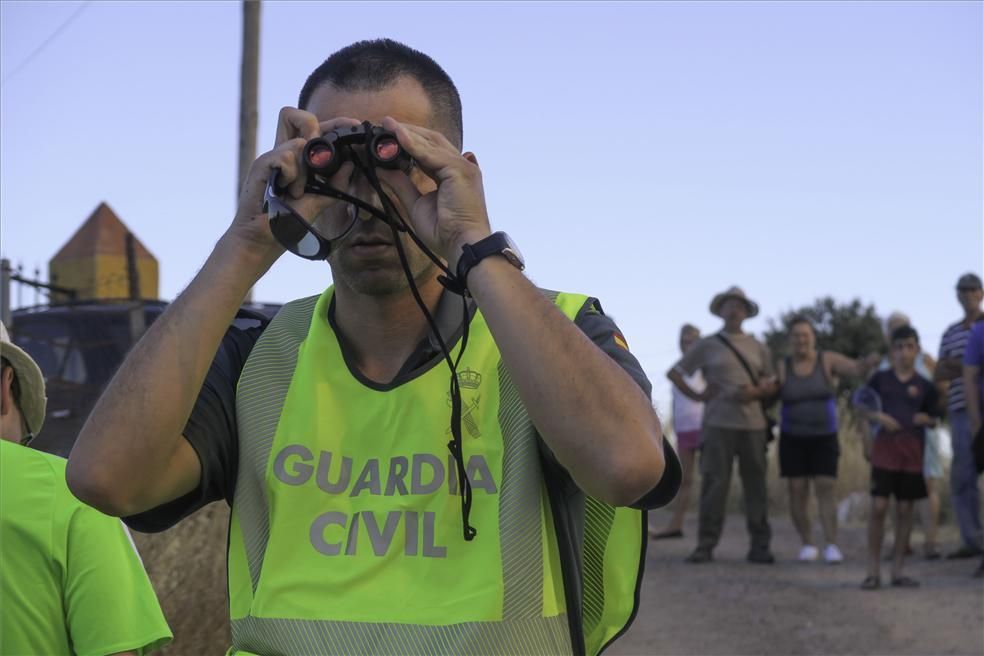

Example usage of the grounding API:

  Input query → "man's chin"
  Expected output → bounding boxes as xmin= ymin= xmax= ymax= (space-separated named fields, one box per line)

xmin=329 ymin=251 xmax=439 ymax=295
xmin=331 ymin=266 xmax=434 ymax=297
xmin=334 ymin=269 xmax=410 ymax=296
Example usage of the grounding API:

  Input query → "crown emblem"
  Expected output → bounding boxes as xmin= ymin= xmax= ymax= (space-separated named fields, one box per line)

xmin=458 ymin=368 xmax=482 ymax=390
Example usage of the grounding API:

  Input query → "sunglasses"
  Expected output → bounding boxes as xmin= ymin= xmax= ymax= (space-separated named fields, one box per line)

xmin=263 ymin=170 xmax=402 ymax=260
xmin=957 ymin=286 xmax=981 ymax=293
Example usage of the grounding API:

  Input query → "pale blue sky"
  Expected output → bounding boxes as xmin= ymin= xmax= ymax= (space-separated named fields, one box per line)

xmin=1 ymin=1 xmax=981 ymax=413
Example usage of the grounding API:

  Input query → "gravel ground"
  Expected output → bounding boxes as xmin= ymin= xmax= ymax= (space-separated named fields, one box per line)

xmin=134 ymin=504 xmax=983 ymax=655
xmin=609 ymin=509 xmax=984 ymax=656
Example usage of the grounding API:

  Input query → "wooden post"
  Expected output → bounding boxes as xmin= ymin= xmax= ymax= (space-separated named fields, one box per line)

xmin=1 ymin=259 xmax=11 ymax=328
xmin=240 ymin=0 xmax=261 ymax=303
xmin=125 ymin=232 xmax=140 ymax=300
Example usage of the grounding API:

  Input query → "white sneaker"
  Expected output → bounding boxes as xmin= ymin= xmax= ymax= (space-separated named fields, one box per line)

xmin=823 ymin=544 xmax=844 ymax=564
xmin=798 ymin=545 xmax=820 ymax=561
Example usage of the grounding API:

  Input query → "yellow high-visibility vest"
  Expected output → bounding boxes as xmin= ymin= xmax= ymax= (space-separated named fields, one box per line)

xmin=226 ymin=286 xmax=646 ymax=655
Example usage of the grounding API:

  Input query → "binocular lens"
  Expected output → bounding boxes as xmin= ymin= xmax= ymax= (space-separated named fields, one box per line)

xmin=374 ymin=138 xmax=400 ymax=162
xmin=307 ymin=144 xmax=334 ymax=169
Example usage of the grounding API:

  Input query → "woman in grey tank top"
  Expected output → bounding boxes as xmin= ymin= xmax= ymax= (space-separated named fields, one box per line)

xmin=778 ymin=317 xmax=878 ymax=564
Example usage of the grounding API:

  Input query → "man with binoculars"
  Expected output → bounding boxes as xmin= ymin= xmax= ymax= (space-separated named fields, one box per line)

xmin=68 ymin=38 xmax=678 ymax=656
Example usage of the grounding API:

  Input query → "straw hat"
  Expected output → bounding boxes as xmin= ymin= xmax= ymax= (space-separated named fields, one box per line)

xmin=709 ymin=286 xmax=759 ymax=319
xmin=0 ymin=321 xmax=46 ymax=438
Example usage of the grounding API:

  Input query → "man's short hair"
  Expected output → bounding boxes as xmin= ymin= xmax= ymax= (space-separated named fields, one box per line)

xmin=680 ymin=323 xmax=700 ymax=337
xmin=0 ymin=356 xmax=21 ymax=407
xmin=890 ymin=324 xmax=919 ymax=346
xmin=298 ymin=39 xmax=463 ymax=149
xmin=956 ymin=272 xmax=983 ymax=290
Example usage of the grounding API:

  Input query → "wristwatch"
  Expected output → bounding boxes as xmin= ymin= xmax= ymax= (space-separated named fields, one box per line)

xmin=455 ymin=232 xmax=525 ymax=288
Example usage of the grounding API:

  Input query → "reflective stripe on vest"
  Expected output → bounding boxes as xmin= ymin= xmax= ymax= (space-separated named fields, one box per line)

xmin=229 ymin=287 xmax=644 ymax=655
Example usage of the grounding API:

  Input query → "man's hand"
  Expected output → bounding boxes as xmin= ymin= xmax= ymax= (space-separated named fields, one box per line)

xmin=760 ymin=376 xmax=779 ymax=400
xmin=699 ymin=383 xmax=719 ymax=403
xmin=733 ymin=385 xmax=758 ymax=402
xmin=733 ymin=378 xmax=777 ymax=403
xmin=934 ymin=357 xmax=963 ymax=382
xmin=913 ymin=412 xmax=936 ymax=427
xmin=375 ymin=117 xmax=492 ymax=268
xmin=861 ymin=352 xmax=882 ymax=372
xmin=228 ymin=107 xmax=362 ymax=270
xmin=876 ymin=412 xmax=902 ymax=432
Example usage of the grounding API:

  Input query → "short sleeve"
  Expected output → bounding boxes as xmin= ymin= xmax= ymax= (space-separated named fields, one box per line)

xmin=573 ymin=298 xmax=680 ymax=510
xmin=124 ymin=323 xmax=264 ymax=533
xmin=574 ymin=298 xmax=652 ymax=399
xmin=63 ymin=506 xmax=171 ymax=655
xmin=675 ymin=337 xmax=707 ymax=376
xmin=964 ymin=324 xmax=984 ymax=367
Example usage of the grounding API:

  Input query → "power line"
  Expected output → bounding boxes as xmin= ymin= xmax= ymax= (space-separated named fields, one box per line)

xmin=1 ymin=1 xmax=91 ymax=87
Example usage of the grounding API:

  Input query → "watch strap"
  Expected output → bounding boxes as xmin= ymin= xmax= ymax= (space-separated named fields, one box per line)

xmin=439 ymin=232 xmax=519 ymax=297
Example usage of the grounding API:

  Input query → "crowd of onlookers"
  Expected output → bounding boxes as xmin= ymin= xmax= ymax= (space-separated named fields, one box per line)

xmin=654 ymin=274 xmax=984 ymax=587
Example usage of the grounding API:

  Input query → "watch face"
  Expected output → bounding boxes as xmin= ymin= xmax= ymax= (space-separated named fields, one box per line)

xmin=502 ymin=248 xmax=524 ymax=271
xmin=501 ymin=234 xmax=525 ymax=270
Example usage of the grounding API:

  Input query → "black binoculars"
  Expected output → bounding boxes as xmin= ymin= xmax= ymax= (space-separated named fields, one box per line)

xmin=303 ymin=122 xmax=412 ymax=181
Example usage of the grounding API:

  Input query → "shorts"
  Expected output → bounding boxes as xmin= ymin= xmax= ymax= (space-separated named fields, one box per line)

xmin=779 ymin=432 xmax=839 ymax=478
xmin=870 ymin=467 xmax=928 ymax=501
xmin=675 ymin=429 xmax=701 ymax=452
xmin=923 ymin=427 xmax=943 ymax=479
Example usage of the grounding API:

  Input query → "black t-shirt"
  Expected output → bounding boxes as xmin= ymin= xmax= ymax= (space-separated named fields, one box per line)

xmin=126 ymin=292 xmax=679 ymax=532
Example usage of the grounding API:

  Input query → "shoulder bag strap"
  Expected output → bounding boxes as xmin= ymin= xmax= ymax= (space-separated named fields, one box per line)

xmin=716 ymin=334 xmax=776 ymax=432
xmin=716 ymin=333 xmax=759 ymax=385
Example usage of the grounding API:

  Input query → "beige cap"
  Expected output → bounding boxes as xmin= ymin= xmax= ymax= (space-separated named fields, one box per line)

xmin=0 ymin=321 xmax=47 ymax=438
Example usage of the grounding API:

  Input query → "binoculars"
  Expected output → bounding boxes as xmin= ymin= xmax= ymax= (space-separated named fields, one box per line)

xmin=303 ymin=122 xmax=412 ymax=181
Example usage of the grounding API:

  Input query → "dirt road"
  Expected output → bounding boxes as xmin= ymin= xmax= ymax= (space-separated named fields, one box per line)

xmin=610 ymin=510 xmax=984 ymax=656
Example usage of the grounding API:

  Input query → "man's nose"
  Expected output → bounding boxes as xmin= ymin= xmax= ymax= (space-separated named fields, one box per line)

xmin=346 ymin=168 xmax=384 ymax=222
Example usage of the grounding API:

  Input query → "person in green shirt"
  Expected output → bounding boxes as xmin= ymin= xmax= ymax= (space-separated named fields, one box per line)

xmin=1 ymin=321 xmax=172 ymax=655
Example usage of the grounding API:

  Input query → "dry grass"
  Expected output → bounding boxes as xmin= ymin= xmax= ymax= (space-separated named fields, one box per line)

xmin=131 ymin=504 xmax=231 ymax=654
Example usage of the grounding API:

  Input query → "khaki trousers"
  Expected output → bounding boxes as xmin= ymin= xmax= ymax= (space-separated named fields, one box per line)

xmin=697 ymin=426 xmax=772 ymax=553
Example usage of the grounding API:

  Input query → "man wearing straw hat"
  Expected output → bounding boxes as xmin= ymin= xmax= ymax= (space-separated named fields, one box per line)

xmin=668 ymin=286 xmax=777 ymax=564
xmin=0 ymin=322 xmax=171 ymax=655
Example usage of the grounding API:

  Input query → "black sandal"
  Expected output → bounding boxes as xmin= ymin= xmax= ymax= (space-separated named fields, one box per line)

xmin=891 ymin=576 xmax=920 ymax=588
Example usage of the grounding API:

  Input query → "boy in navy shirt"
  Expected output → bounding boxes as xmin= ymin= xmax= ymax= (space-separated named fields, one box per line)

xmin=861 ymin=325 xmax=941 ymax=589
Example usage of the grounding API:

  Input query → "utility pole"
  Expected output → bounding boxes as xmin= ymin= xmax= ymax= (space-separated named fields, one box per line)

xmin=239 ymin=0 xmax=261 ymax=302
xmin=1 ymin=259 xmax=11 ymax=328
xmin=125 ymin=232 xmax=141 ymax=300
xmin=125 ymin=231 xmax=147 ymax=343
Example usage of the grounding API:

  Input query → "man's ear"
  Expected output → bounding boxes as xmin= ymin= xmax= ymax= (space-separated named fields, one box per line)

xmin=0 ymin=367 xmax=13 ymax=418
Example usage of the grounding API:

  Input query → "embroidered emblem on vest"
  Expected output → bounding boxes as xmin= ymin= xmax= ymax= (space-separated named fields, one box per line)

xmin=446 ymin=367 xmax=484 ymax=438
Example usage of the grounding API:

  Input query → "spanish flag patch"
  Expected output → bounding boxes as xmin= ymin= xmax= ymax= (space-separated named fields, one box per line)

xmin=613 ymin=332 xmax=629 ymax=351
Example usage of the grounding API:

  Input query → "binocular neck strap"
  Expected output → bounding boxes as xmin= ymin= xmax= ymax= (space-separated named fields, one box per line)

xmin=357 ymin=156 xmax=477 ymax=543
